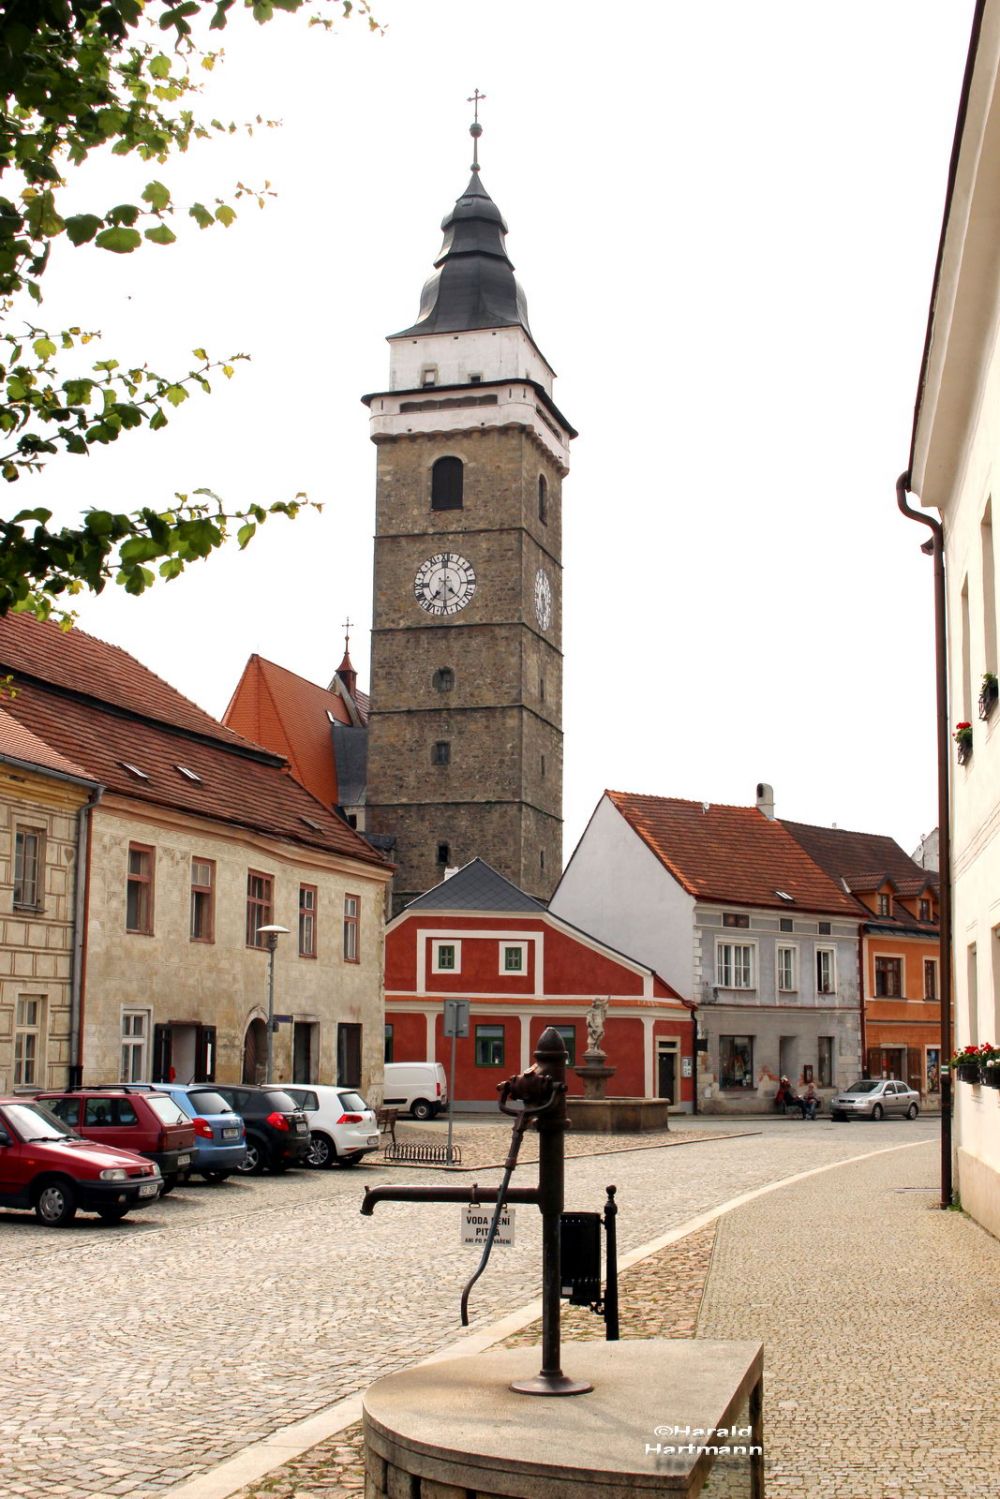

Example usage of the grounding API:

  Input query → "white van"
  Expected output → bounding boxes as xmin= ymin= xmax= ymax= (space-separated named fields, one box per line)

xmin=382 ymin=1061 xmax=448 ymax=1121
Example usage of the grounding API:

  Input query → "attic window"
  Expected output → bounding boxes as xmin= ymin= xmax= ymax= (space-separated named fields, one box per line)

xmin=877 ymin=894 xmax=890 ymax=917
xmin=722 ymin=912 xmax=750 ymax=928
xmin=919 ymin=898 xmax=931 ymax=921
xmin=774 ymin=889 xmax=794 ymax=903
xmin=421 ymin=366 xmax=438 ymax=388
xmin=300 ymin=816 xmax=323 ymax=832
xmin=326 ymin=710 xmax=337 ymax=723
xmin=176 ymin=764 xmax=202 ymax=784
xmin=120 ymin=762 xmax=149 ymax=781
xmin=469 ymin=372 xmax=482 ymax=384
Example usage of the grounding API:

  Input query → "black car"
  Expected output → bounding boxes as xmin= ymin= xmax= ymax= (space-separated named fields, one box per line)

xmin=194 ymin=1085 xmax=311 ymax=1175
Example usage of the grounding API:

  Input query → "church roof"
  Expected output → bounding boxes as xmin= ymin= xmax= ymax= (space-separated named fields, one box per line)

xmin=400 ymin=858 xmax=548 ymax=915
xmin=394 ymin=171 xmax=533 ymax=339
xmin=224 ymin=654 xmax=367 ymax=810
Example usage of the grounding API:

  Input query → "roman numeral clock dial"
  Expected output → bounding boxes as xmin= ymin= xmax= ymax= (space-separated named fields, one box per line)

xmin=414 ymin=553 xmax=477 ymax=616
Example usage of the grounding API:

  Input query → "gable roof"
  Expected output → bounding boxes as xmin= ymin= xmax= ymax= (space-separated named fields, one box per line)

xmin=223 ymin=654 xmax=367 ymax=809
xmin=606 ymin=791 xmax=861 ymax=917
xmin=782 ymin=821 xmax=939 ymax=900
xmin=0 ymin=616 xmax=388 ymax=870
xmin=399 ymin=858 xmax=547 ymax=915
xmin=0 ymin=705 xmax=96 ymax=784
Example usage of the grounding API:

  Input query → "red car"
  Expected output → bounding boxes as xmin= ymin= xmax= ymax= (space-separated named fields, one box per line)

xmin=37 ymin=1087 xmax=197 ymax=1192
xmin=0 ymin=1097 xmax=163 ymax=1226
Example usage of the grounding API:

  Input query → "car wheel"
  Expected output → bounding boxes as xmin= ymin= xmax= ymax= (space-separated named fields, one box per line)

xmin=306 ymin=1132 xmax=334 ymax=1169
xmin=35 ymin=1179 xmax=78 ymax=1228
xmin=411 ymin=1098 xmax=434 ymax=1122
xmin=201 ymin=1170 xmax=232 ymax=1184
xmin=97 ymin=1205 xmax=129 ymax=1224
xmin=871 ymin=1103 xmax=884 ymax=1121
xmin=906 ymin=1103 xmax=919 ymax=1120
xmin=237 ymin=1138 xmax=266 ymax=1175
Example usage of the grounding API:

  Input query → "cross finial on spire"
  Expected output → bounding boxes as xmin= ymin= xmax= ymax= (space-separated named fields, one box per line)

xmin=342 ymin=616 xmax=354 ymax=655
xmin=467 ymin=88 xmax=485 ymax=173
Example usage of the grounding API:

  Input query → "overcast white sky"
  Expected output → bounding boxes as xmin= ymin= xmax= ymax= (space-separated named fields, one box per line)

xmin=23 ymin=0 xmax=975 ymax=863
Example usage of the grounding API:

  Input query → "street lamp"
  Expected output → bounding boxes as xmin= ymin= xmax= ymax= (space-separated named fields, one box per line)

xmin=257 ymin=924 xmax=290 ymax=1083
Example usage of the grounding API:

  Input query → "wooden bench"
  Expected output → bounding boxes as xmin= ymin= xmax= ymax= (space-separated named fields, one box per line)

xmin=375 ymin=1107 xmax=398 ymax=1144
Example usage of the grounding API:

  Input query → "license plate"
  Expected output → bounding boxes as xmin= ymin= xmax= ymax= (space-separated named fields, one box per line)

xmin=138 ymin=1182 xmax=158 ymax=1198
xmin=177 ymin=1155 xmax=192 ymax=1166
xmin=295 ymin=1121 xmax=307 ymax=1132
xmin=367 ymin=1135 xmax=379 ymax=1146
xmin=222 ymin=1127 xmax=240 ymax=1139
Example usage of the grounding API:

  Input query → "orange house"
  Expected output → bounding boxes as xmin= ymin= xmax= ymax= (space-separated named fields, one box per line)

xmin=784 ymin=823 xmax=941 ymax=1103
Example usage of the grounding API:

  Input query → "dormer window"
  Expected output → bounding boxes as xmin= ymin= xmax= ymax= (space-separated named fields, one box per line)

xmin=877 ymin=894 xmax=890 ymax=917
xmin=919 ymin=898 xmax=931 ymax=921
xmin=421 ymin=366 xmax=438 ymax=388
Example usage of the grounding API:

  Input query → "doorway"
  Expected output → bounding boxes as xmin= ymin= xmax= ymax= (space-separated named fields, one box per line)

xmin=152 ymin=1023 xmax=216 ymax=1084
xmin=242 ymin=1018 xmax=267 ymax=1083
xmin=337 ymin=1023 xmax=362 ymax=1087
xmin=656 ymin=1042 xmax=678 ymax=1103
xmin=293 ymin=1022 xmax=318 ymax=1084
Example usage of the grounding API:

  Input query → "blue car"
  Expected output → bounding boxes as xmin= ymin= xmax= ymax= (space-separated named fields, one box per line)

xmin=148 ymin=1084 xmax=247 ymax=1182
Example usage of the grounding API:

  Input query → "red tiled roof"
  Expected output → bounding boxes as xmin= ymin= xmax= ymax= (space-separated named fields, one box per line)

xmin=224 ymin=655 xmax=365 ymax=808
xmin=0 ymin=618 xmax=388 ymax=869
xmin=0 ymin=705 xmax=95 ymax=783
xmin=606 ymin=791 xmax=861 ymax=916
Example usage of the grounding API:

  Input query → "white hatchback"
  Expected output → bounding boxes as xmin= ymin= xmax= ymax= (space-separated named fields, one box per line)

xmin=284 ymin=1086 xmax=380 ymax=1169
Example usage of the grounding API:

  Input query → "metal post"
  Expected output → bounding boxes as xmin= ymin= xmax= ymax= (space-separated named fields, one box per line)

xmin=265 ymin=936 xmax=276 ymax=1083
xmin=603 ymin=1185 xmax=619 ymax=1340
xmin=447 ymin=1028 xmax=457 ymax=1163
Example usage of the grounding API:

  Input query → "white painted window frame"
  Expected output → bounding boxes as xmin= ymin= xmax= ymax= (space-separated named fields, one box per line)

xmin=432 ymin=939 xmax=462 ymax=975
xmin=716 ymin=939 xmax=755 ymax=990
xmin=816 ymin=945 xmax=838 ymax=997
xmin=120 ymin=1007 xmax=151 ymax=1083
xmin=499 ymin=941 xmax=528 ymax=976
xmin=776 ymin=943 xmax=798 ymax=993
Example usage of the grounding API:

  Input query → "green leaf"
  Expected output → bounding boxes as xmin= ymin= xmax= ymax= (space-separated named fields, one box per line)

xmin=214 ymin=204 xmax=236 ymax=228
xmin=64 ymin=214 xmax=103 ymax=247
xmin=189 ymin=203 xmax=215 ymax=230
xmin=149 ymin=54 xmax=172 ymax=79
xmin=149 ymin=408 xmax=168 ymax=431
xmin=32 ymin=338 xmax=57 ymax=361
xmin=164 ymin=385 xmax=188 ymax=407
xmin=237 ymin=521 xmax=256 ymax=549
xmin=95 ymin=227 xmax=142 ymax=254
xmin=142 ymin=181 xmax=171 ymax=212
xmin=106 ymin=204 xmax=141 ymax=228
xmin=144 ymin=224 xmax=177 ymax=246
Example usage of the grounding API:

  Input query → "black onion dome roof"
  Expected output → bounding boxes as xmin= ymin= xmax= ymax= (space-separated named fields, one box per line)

xmin=394 ymin=172 xmax=532 ymax=338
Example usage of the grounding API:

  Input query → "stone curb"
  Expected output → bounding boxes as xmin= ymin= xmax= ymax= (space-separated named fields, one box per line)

xmin=155 ymin=1136 xmax=930 ymax=1499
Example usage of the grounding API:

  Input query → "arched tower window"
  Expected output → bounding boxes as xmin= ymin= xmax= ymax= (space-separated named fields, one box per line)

xmin=431 ymin=456 xmax=464 ymax=511
xmin=538 ymin=474 xmax=548 ymax=524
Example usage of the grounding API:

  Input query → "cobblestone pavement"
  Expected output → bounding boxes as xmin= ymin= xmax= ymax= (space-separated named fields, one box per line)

xmin=375 ymin=1116 xmax=740 ymax=1170
xmin=2 ymin=1115 xmax=937 ymax=1498
xmin=698 ymin=1141 xmax=1000 ymax=1499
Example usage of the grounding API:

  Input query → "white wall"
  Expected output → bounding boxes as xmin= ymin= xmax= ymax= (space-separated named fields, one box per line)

xmin=549 ymin=795 xmax=696 ymax=997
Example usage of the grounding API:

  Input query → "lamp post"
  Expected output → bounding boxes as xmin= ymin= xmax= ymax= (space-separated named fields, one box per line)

xmin=257 ymin=924 xmax=289 ymax=1083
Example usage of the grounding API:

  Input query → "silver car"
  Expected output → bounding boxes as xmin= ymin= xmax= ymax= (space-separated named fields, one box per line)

xmin=830 ymin=1078 xmax=920 ymax=1121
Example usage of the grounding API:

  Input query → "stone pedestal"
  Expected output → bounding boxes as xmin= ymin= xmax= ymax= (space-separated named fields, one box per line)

xmin=573 ymin=1047 xmax=617 ymax=1100
xmin=364 ymin=1339 xmax=764 ymax=1498
xmin=567 ymin=1096 xmax=672 ymax=1132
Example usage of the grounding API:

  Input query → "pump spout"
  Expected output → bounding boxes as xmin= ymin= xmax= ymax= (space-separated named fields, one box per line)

xmin=361 ymin=1183 xmax=540 ymax=1216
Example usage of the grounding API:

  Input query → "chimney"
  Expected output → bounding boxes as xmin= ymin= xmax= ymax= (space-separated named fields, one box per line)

xmin=756 ymin=782 xmax=775 ymax=820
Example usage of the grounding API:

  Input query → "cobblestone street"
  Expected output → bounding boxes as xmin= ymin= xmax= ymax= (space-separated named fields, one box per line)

xmin=3 ymin=1117 xmax=939 ymax=1498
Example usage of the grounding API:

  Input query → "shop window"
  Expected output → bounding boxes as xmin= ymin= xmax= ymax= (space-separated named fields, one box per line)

xmin=720 ymin=1035 xmax=753 ymax=1089
xmin=384 ymin=1023 xmax=394 ymax=1063
xmin=817 ymin=1036 xmax=834 ymax=1088
xmin=475 ymin=1024 xmax=505 ymax=1067
xmin=554 ymin=1024 xmax=576 ymax=1066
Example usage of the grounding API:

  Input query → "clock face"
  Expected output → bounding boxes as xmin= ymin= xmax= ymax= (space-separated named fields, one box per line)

xmin=534 ymin=568 xmax=553 ymax=631
xmin=414 ymin=552 xmax=477 ymax=616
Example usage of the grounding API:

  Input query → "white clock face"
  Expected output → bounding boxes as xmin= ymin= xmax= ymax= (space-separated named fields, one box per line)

xmin=414 ymin=552 xmax=477 ymax=616
xmin=534 ymin=568 xmax=553 ymax=631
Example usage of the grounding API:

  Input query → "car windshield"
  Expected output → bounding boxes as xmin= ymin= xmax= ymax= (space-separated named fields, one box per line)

xmin=146 ymin=1096 xmax=189 ymax=1125
xmin=339 ymin=1091 xmax=369 ymax=1112
xmin=183 ymin=1091 xmax=232 ymax=1115
xmin=262 ymin=1090 xmax=298 ymax=1112
xmin=2 ymin=1101 xmax=75 ymax=1141
xmin=846 ymin=1080 xmax=881 ymax=1093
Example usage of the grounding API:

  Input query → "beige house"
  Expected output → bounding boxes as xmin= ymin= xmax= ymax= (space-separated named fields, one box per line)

xmin=0 ymin=708 xmax=100 ymax=1093
xmin=0 ymin=615 xmax=393 ymax=1094
xmin=907 ymin=0 xmax=1000 ymax=1238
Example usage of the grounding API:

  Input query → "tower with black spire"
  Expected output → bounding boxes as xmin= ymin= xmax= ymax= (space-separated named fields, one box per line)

xmin=364 ymin=103 xmax=575 ymax=912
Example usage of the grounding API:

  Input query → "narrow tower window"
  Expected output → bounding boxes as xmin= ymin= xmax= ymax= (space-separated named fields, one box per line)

xmin=538 ymin=474 xmax=548 ymax=524
xmin=432 ymin=741 xmax=451 ymax=766
xmin=431 ymin=456 xmax=463 ymax=510
xmin=437 ymin=842 xmax=450 ymax=866
xmin=432 ymin=667 xmax=454 ymax=692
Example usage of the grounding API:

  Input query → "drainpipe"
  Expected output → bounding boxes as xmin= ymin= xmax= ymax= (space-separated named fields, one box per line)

xmin=69 ymin=787 xmax=102 ymax=1088
xmin=857 ymin=923 xmax=867 ymax=1078
xmin=895 ymin=472 xmax=952 ymax=1209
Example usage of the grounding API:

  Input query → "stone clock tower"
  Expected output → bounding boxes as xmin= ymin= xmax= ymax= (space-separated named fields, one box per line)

xmin=364 ymin=114 xmax=575 ymax=912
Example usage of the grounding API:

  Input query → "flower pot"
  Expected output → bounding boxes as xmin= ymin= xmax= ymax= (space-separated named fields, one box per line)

xmin=982 ymin=1067 xmax=1000 ymax=1089
xmin=980 ymin=678 xmax=999 ymax=721
xmin=956 ymin=1063 xmax=982 ymax=1084
xmin=957 ymin=738 xmax=973 ymax=766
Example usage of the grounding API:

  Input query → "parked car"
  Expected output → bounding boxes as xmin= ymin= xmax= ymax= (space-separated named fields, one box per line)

xmin=142 ymin=1084 xmax=247 ymax=1182
xmin=38 ymin=1087 xmax=197 ymax=1192
xmin=382 ymin=1061 xmax=448 ymax=1121
xmin=284 ymin=1085 xmax=380 ymax=1168
xmin=0 ymin=1097 xmax=162 ymax=1226
xmin=200 ymin=1085 xmax=311 ymax=1174
xmin=830 ymin=1078 xmax=921 ymax=1121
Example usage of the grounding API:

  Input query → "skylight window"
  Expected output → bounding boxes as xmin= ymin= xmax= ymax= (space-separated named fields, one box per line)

xmin=300 ymin=815 xmax=323 ymax=831
xmin=176 ymin=764 xmax=203 ymax=784
xmin=120 ymin=762 xmax=149 ymax=781
xmin=326 ymin=710 xmax=337 ymax=724
xmin=775 ymin=889 xmax=795 ymax=903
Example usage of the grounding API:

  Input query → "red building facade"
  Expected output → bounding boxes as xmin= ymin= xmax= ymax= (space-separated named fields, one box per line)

xmin=384 ymin=861 xmax=695 ymax=1109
